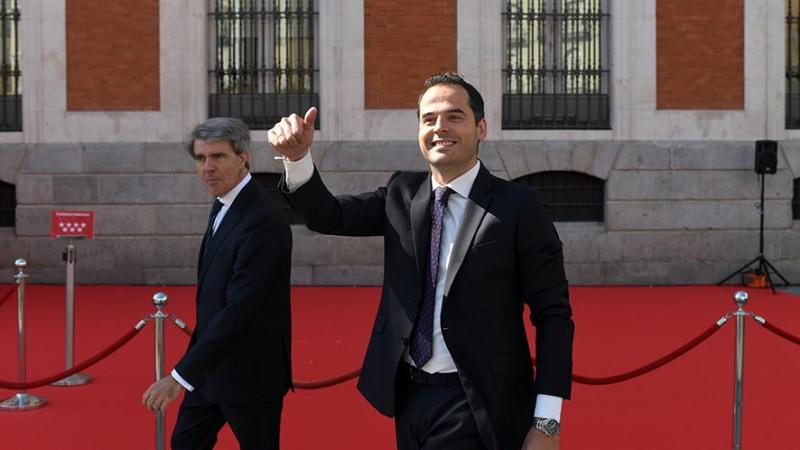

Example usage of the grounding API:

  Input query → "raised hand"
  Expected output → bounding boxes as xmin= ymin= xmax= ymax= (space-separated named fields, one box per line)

xmin=267 ymin=106 xmax=318 ymax=161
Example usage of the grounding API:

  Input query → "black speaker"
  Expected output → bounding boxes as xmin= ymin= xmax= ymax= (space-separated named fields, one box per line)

xmin=755 ymin=140 xmax=777 ymax=174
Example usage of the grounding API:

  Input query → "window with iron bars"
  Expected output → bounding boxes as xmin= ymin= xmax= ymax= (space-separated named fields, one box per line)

xmin=513 ymin=171 xmax=604 ymax=222
xmin=794 ymin=178 xmax=800 ymax=220
xmin=252 ymin=172 xmax=304 ymax=225
xmin=0 ymin=0 xmax=20 ymax=132
xmin=208 ymin=0 xmax=319 ymax=130
xmin=0 ymin=180 xmax=14 ymax=227
xmin=502 ymin=0 xmax=609 ymax=129
xmin=787 ymin=1 xmax=800 ymax=128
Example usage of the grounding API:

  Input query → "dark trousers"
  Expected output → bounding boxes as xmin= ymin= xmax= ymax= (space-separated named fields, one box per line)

xmin=395 ymin=365 xmax=488 ymax=450
xmin=171 ymin=391 xmax=283 ymax=450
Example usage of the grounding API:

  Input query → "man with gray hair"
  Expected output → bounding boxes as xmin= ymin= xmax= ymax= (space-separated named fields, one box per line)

xmin=142 ymin=117 xmax=293 ymax=450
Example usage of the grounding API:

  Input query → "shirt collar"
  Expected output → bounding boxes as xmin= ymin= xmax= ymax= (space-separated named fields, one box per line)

xmin=218 ymin=172 xmax=252 ymax=207
xmin=431 ymin=161 xmax=481 ymax=199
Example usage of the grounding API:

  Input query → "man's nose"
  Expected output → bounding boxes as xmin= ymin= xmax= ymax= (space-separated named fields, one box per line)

xmin=433 ymin=116 xmax=447 ymax=131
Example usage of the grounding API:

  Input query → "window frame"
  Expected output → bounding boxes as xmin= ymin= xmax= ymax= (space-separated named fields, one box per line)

xmin=513 ymin=170 xmax=605 ymax=222
xmin=501 ymin=0 xmax=610 ymax=130
xmin=0 ymin=0 xmax=21 ymax=132
xmin=0 ymin=180 xmax=15 ymax=228
xmin=208 ymin=0 xmax=319 ymax=130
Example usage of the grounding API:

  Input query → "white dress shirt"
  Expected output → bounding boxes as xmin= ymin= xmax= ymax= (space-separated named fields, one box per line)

xmin=284 ymin=151 xmax=562 ymax=421
xmin=171 ymin=172 xmax=252 ymax=392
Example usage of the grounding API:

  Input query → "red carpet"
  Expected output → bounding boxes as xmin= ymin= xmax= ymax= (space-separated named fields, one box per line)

xmin=0 ymin=284 xmax=798 ymax=450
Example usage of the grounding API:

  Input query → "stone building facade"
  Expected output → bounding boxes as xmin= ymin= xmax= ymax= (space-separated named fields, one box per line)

xmin=0 ymin=0 xmax=798 ymax=286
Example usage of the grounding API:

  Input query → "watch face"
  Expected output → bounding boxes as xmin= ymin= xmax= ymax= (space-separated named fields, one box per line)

xmin=535 ymin=418 xmax=560 ymax=437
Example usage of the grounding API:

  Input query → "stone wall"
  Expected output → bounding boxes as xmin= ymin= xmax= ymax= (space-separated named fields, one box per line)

xmin=2 ymin=140 xmax=798 ymax=286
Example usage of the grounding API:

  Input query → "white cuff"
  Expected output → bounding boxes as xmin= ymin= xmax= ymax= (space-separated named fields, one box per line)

xmin=283 ymin=151 xmax=314 ymax=192
xmin=171 ymin=369 xmax=194 ymax=392
xmin=533 ymin=394 xmax=562 ymax=421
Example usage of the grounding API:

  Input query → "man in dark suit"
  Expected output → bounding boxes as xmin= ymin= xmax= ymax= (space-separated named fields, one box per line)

xmin=269 ymin=73 xmax=573 ymax=450
xmin=142 ymin=117 xmax=292 ymax=450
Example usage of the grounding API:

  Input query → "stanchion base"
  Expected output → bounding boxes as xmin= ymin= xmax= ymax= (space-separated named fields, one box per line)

xmin=0 ymin=393 xmax=47 ymax=411
xmin=51 ymin=372 xmax=91 ymax=386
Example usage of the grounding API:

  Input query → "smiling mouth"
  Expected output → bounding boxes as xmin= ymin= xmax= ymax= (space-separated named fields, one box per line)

xmin=431 ymin=139 xmax=457 ymax=150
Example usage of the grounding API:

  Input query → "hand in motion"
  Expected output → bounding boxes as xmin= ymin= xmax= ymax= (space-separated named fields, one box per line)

xmin=268 ymin=106 xmax=318 ymax=161
xmin=521 ymin=427 xmax=559 ymax=450
xmin=142 ymin=375 xmax=183 ymax=412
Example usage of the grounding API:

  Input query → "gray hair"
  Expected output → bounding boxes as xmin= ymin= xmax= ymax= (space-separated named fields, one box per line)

xmin=186 ymin=117 xmax=251 ymax=169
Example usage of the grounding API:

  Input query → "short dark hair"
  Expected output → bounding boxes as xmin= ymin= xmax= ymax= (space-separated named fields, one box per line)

xmin=186 ymin=117 xmax=251 ymax=169
xmin=417 ymin=72 xmax=485 ymax=125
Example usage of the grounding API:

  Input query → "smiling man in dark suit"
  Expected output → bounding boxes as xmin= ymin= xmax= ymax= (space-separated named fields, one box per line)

xmin=269 ymin=73 xmax=573 ymax=450
xmin=142 ymin=117 xmax=292 ymax=450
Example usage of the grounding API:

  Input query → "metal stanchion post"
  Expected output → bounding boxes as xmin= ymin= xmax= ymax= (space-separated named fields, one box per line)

xmin=152 ymin=292 xmax=168 ymax=450
xmin=732 ymin=291 xmax=748 ymax=450
xmin=53 ymin=243 xmax=91 ymax=386
xmin=0 ymin=259 xmax=47 ymax=411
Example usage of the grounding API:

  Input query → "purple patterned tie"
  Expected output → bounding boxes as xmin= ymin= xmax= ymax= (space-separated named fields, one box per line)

xmin=410 ymin=186 xmax=452 ymax=367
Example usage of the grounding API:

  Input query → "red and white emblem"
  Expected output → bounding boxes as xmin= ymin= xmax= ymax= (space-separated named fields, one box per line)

xmin=51 ymin=210 xmax=95 ymax=239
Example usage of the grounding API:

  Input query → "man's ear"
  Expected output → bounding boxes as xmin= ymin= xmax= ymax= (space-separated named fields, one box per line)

xmin=240 ymin=151 xmax=250 ymax=166
xmin=477 ymin=118 xmax=487 ymax=142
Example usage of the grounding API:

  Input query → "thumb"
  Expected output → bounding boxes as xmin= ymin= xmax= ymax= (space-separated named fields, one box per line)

xmin=304 ymin=107 xmax=318 ymax=128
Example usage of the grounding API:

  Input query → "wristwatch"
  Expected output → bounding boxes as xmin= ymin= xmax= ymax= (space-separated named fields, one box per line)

xmin=532 ymin=417 xmax=560 ymax=437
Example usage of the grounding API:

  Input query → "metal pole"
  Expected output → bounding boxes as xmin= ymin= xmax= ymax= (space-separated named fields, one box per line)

xmin=0 ymin=259 xmax=47 ymax=411
xmin=152 ymin=292 xmax=169 ymax=450
xmin=53 ymin=243 xmax=91 ymax=386
xmin=758 ymin=175 xmax=765 ymax=256
xmin=732 ymin=290 xmax=748 ymax=450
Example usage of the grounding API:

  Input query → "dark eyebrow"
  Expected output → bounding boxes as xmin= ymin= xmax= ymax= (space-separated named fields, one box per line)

xmin=421 ymin=108 xmax=467 ymax=119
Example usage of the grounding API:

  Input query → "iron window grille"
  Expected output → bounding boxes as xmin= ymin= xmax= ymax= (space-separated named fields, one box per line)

xmin=208 ymin=0 xmax=319 ymax=130
xmin=0 ymin=0 xmax=20 ymax=132
xmin=788 ymin=1 xmax=800 ymax=128
xmin=0 ymin=180 xmax=14 ymax=227
xmin=513 ymin=171 xmax=604 ymax=222
xmin=793 ymin=178 xmax=800 ymax=220
xmin=252 ymin=172 xmax=304 ymax=225
xmin=502 ymin=0 xmax=610 ymax=129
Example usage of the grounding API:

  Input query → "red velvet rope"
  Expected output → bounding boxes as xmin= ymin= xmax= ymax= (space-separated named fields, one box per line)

xmin=169 ymin=320 xmax=358 ymax=389
xmin=174 ymin=319 xmax=194 ymax=337
xmin=758 ymin=320 xmax=800 ymax=346
xmin=164 ymin=315 xmax=725 ymax=389
xmin=570 ymin=322 xmax=724 ymax=385
xmin=0 ymin=284 xmax=16 ymax=308
xmin=0 ymin=326 xmax=142 ymax=390
xmin=290 ymin=322 xmax=724 ymax=389
xmin=294 ymin=369 xmax=362 ymax=390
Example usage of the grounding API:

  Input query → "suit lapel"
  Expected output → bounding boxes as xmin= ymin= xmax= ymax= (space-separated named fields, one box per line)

xmin=197 ymin=226 xmax=211 ymax=278
xmin=410 ymin=176 xmax=432 ymax=283
xmin=443 ymin=165 xmax=493 ymax=296
xmin=198 ymin=181 xmax=252 ymax=287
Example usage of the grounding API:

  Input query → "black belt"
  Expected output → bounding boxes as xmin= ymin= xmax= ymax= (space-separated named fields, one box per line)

xmin=402 ymin=363 xmax=460 ymax=387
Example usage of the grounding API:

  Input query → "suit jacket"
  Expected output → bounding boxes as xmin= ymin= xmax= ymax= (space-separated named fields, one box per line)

xmin=283 ymin=163 xmax=573 ymax=450
xmin=175 ymin=178 xmax=293 ymax=405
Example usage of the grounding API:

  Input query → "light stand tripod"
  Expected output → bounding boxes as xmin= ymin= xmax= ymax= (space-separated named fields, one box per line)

xmin=718 ymin=173 xmax=790 ymax=294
